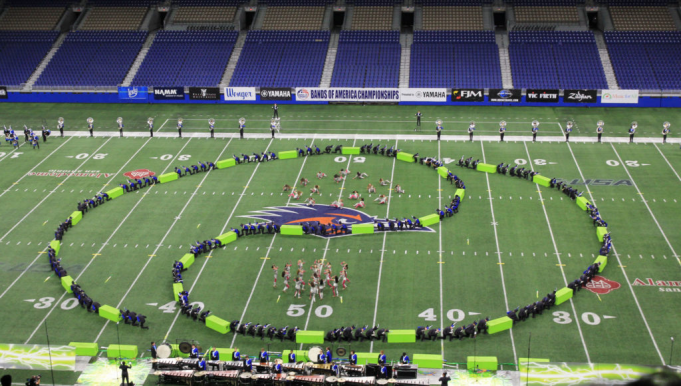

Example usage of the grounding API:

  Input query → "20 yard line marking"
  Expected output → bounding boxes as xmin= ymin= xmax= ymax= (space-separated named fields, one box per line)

xmin=567 ymin=142 xmax=666 ymax=365
xmin=524 ymin=141 xmax=592 ymax=364
xmin=92 ymin=137 xmax=235 ymax=343
xmin=24 ymin=138 xmax=196 ymax=344
xmin=480 ymin=141 xmax=518 ymax=367
xmin=369 ymin=139 xmax=398 ymax=354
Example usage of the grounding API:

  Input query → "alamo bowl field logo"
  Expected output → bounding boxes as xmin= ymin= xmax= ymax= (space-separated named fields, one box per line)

xmin=584 ymin=275 xmax=621 ymax=295
xmin=239 ymin=204 xmax=434 ymax=238
xmin=124 ymin=169 xmax=155 ymax=179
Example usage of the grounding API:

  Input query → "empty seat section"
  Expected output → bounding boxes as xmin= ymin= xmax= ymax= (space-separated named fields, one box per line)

xmin=0 ymin=31 xmax=58 ymax=86
xmin=331 ymin=31 xmax=400 ymax=88
xmin=609 ymin=6 xmax=675 ymax=31
xmin=173 ymin=6 xmax=237 ymax=23
xmin=35 ymin=31 xmax=146 ymax=87
xmin=350 ymin=7 xmax=394 ymax=30
xmin=261 ymin=7 xmax=325 ymax=30
xmin=509 ymin=31 xmax=607 ymax=89
xmin=132 ymin=30 xmax=237 ymax=87
xmin=422 ymin=6 xmax=483 ymax=30
xmin=229 ymin=31 xmax=329 ymax=87
xmin=409 ymin=31 xmax=501 ymax=88
xmin=514 ymin=6 xmax=579 ymax=23
xmin=80 ymin=7 xmax=148 ymax=30
xmin=0 ymin=7 xmax=66 ymax=30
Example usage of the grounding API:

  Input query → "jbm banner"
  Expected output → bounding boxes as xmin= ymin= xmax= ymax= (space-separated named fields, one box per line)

xmin=118 ymin=86 xmax=148 ymax=100
xmin=224 ymin=87 xmax=256 ymax=101
xmin=601 ymin=89 xmax=639 ymax=104
xmin=295 ymin=88 xmax=400 ymax=103
xmin=154 ymin=87 xmax=185 ymax=100
xmin=399 ymin=88 xmax=447 ymax=102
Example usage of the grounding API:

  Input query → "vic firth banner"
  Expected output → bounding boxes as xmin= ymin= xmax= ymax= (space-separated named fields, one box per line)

xmin=189 ymin=87 xmax=220 ymax=100
xmin=601 ymin=89 xmax=639 ymax=104
xmin=153 ymin=87 xmax=185 ymax=100
xmin=295 ymin=88 xmax=400 ymax=103
xmin=399 ymin=88 xmax=447 ymax=102
xmin=224 ymin=87 xmax=256 ymax=101
xmin=563 ymin=89 xmax=597 ymax=103
xmin=526 ymin=89 xmax=559 ymax=103
xmin=260 ymin=88 xmax=292 ymax=101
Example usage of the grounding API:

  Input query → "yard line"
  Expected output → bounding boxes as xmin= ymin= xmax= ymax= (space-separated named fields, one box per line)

xmin=0 ymin=140 xmax=29 ymax=163
xmin=653 ymin=143 xmax=681 ymax=182
xmin=523 ymin=141 xmax=592 ymax=364
xmin=93 ymin=136 xmax=235 ymax=343
xmin=0 ymin=137 xmax=153 ymax=302
xmin=156 ymin=118 xmax=170 ymax=133
xmin=369 ymin=139 xmax=398 ymax=353
xmin=0 ymin=138 xmax=112 ymax=243
xmin=437 ymin=140 xmax=445 ymax=359
xmin=479 ymin=141 xmax=518 ymax=367
xmin=566 ymin=142 xmax=666 ymax=365
xmin=24 ymin=138 xmax=195 ymax=344
xmin=0 ymin=136 xmax=73 ymax=198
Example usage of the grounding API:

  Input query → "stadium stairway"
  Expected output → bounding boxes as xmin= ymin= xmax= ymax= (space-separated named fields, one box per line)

xmin=496 ymin=31 xmax=513 ymax=89
xmin=670 ymin=4 xmax=681 ymax=30
xmin=392 ymin=5 xmax=401 ymax=30
xmin=23 ymin=32 xmax=68 ymax=91
xmin=319 ymin=31 xmax=339 ymax=88
xmin=219 ymin=30 xmax=248 ymax=88
xmin=593 ymin=30 xmax=619 ymax=90
xmin=342 ymin=6 xmax=353 ymax=29
xmin=398 ymin=32 xmax=412 ymax=88
xmin=252 ymin=5 xmax=266 ymax=29
xmin=121 ymin=30 xmax=157 ymax=87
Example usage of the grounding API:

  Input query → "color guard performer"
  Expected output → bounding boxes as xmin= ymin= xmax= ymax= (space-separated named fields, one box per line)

xmin=349 ymin=190 xmax=359 ymax=199
xmin=354 ymin=197 xmax=365 ymax=208
xmin=367 ymin=183 xmax=376 ymax=193
xmin=272 ymin=265 xmax=278 ymax=288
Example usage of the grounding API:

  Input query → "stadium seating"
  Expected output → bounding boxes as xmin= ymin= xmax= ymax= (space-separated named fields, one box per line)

xmin=258 ymin=0 xmax=334 ymax=6
xmin=173 ymin=7 xmax=238 ymax=23
xmin=508 ymin=31 xmax=608 ymax=89
xmin=0 ymin=31 xmax=58 ymax=86
xmin=132 ymin=31 xmax=238 ymax=87
xmin=409 ymin=31 xmax=501 ymax=88
xmin=331 ymin=31 xmax=400 ymax=88
xmin=422 ymin=6 xmax=484 ymax=30
xmin=229 ymin=31 xmax=329 ymax=87
xmin=0 ymin=7 xmax=66 ymax=31
xmin=3 ymin=0 xmax=73 ymax=5
xmin=609 ymin=6 xmax=675 ymax=31
xmin=514 ymin=6 xmax=580 ymax=23
xmin=80 ymin=7 xmax=148 ymax=30
xmin=36 ymin=31 xmax=147 ymax=87
xmin=350 ymin=6 xmax=394 ymax=30
xmin=605 ymin=31 xmax=681 ymax=90
xmin=416 ymin=0 xmax=492 ymax=5
xmin=347 ymin=0 xmax=401 ymax=4
xmin=261 ymin=6 xmax=325 ymax=30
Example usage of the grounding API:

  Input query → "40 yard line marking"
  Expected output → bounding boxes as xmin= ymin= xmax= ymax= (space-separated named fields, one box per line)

xmin=566 ymin=142 xmax=666 ymax=365
xmin=24 ymin=138 xmax=195 ymax=344
xmin=480 ymin=141 xmax=518 ymax=367
xmin=524 ymin=141 xmax=592 ymax=364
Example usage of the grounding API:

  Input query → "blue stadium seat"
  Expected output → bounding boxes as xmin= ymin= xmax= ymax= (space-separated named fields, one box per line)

xmin=0 ymin=31 xmax=58 ymax=86
xmin=331 ymin=31 xmax=400 ymax=88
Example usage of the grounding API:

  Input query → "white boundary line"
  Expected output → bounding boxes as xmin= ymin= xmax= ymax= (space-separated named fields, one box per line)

xmin=565 ymin=141 xmax=666 ymax=364
xmin=653 ymin=143 xmax=681 ymax=182
xmin=0 ymin=137 xmax=153 ymax=302
xmin=523 ymin=141 xmax=592 ymax=364
xmin=369 ymin=140 xmax=398 ymax=353
xmin=479 ymin=141 xmax=518 ymax=367
xmin=437 ymin=140 xmax=444 ymax=359
xmin=93 ymin=137 xmax=236 ymax=343
xmin=24 ymin=138 xmax=196 ymax=344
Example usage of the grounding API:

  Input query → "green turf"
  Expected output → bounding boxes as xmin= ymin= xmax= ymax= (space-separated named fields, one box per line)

xmin=1 ymin=104 xmax=680 ymax=386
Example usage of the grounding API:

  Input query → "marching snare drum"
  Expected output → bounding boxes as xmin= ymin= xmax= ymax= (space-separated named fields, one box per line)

xmin=157 ymin=343 xmax=173 ymax=359
xmin=240 ymin=372 xmax=254 ymax=385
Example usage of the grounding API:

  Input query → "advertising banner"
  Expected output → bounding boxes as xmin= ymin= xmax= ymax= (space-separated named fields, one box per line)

xmin=399 ymin=88 xmax=447 ymax=102
xmin=0 ymin=86 xmax=7 ymax=99
xmin=153 ymin=87 xmax=185 ymax=100
xmin=224 ymin=87 xmax=256 ymax=101
xmin=489 ymin=89 xmax=521 ymax=102
xmin=601 ymin=89 xmax=639 ymax=104
xmin=451 ymin=89 xmax=484 ymax=102
xmin=295 ymin=88 xmax=400 ymax=102
xmin=563 ymin=89 xmax=597 ymax=103
xmin=189 ymin=87 xmax=220 ymax=100
xmin=526 ymin=89 xmax=559 ymax=103
xmin=259 ymin=87 xmax=293 ymax=101
xmin=117 ymin=86 xmax=147 ymax=100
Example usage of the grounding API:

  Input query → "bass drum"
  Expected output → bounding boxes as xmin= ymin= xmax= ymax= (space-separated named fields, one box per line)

xmin=308 ymin=347 xmax=323 ymax=363
xmin=157 ymin=343 xmax=173 ymax=359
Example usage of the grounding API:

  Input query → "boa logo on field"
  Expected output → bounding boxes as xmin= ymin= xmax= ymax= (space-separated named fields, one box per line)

xmin=584 ymin=275 xmax=621 ymax=295
xmin=124 ymin=169 xmax=155 ymax=179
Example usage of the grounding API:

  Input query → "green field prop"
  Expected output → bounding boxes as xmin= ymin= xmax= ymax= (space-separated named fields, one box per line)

xmin=159 ymin=172 xmax=178 ymax=184
xmin=295 ymin=331 xmax=324 ymax=344
xmin=216 ymin=231 xmax=238 ymax=245
xmin=173 ymin=282 xmax=184 ymax=302
xmin=555 ymin=287 xmax=573 ymax=305
xmin=594 ymin=255 xmax=607 ymax=272
xmin=437 ymin=167 xmax=449 ymax=179
xmin=476 ymin=163 xmax=496 ymax=173
xmin=342 ymin=147 xmax=360 ymax=155
xmin=205 ymin=315 xmax=230 ymax=334
xmin=419 ymin=214 xmax=440 ymax=227
xmin=351 ymin=223 xmax=374 ymax=234
xmin=61 ymin=276 xmax=74 ymax=293
xmin=533 ymin=175 xmax=551 ymax=187
xmin=286 ymin=350 xmax=309 ymax=362
xmin=355 ymin=352 xmax=379 ymax=365
xmin=50 ymin=239 xmax=60 ymax=256
xmin=455 ymin=189 xmax=465 ymax=201
xmin=106 ymin=344 xmax=137 ymax=359
xmin=105 ymin=186 xmax=124 ymax=200
xmin=518 ymin=358 xmax=550 ymax=363
xmin=467 ymin=356 xmax=497 ymax=371
xmin=396 ymin=152 xmax=414 ymax=163
xmin=413 ymin=354 xmax=442 ymax=369
xmin=179 ymin=253 xmax=195 ymax=269
xmin=216 ymin=158 xmax=236 ymax=169
xmin=70 ymin=211 xmax=83 ymax=226
xmin=596 ymin=227 xmax=608 ymax=242
xmin=279 ymin=150 xmax=298 ymax=159
xmin=576 ymin=196 xmax=590 ymax=211
xmin=487 ymin=316 xmax=513 ymax=334
xmin=386 ymin=330 xmax=415 ymax=343
xmin=69 ymin=342 xmax=99 ymax=357
xmin=98 ymin=305 xmax=122 ymax=323
xmin=281 ymin=225 xmax=304 ymax=236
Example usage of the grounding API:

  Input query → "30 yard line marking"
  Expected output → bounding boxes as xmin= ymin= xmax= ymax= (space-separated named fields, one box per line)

xmin=369 ymin=139 xmax=398 ymax=354
xmin=480 ymin=141 xmax=518 ymax=367
xmin=24 ymin=138 xmax=195 ymax=344
xmin=653 ymin=143 xmax=681 ymax=182
xmin=567 ymin=142 xmax=666 ymax=365
xmin=92 ymin=137 xmax=235 ymax=343
xmin=524 ymin=141 xmax=592 ymax=364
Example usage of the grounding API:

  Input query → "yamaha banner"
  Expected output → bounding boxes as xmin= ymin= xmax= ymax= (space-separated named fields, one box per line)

xmin=260 ymin=88 xmax=292 ymax=101
xmin=489 ymin=89 xmax=521 ymax=103
xmin=189 ymin=87 xmax=220 ymax=100
xmin=154 ymin=87 xmax=185 ymax=100
xmin=563 ymin=89 xmax=597 ymax=103
xmin=118 ymin=86 xmax=147 ymax=100
xmin=295 ymin=88 xmax=400 ymax=103
xmin=451 ymin=89 xmax=484 ymax=102
xmin=526 ymin=89 xmax=559 ymax=103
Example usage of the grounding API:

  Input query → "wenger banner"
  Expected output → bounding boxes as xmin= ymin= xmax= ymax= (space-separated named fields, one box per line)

xmin=295 ymin=88 xmax=400 ymax=102
xmin=601 ymin=89 xmax=639 ymax=104
xmin=224 ymin=87 xmax=256 ymax=101
xmin=399 ymin=88 xmax=447 ymax=102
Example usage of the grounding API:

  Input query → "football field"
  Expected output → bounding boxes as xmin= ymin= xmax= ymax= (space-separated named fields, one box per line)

xmin=0 ymin=103 xmax=680 ymax=385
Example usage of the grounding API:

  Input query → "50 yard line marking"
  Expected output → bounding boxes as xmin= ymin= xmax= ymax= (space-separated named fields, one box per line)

xmin=480 ymin=141 xmax=518 ymax=367
xmin=566 ymin=141 xmax=666 ymax=365
xmin=523 ymin=141 xmax=592 ymax=364
xmin=24 ymin=138 xmax=196 ymax=344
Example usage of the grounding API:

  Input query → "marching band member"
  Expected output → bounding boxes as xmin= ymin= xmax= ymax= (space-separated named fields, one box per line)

xmin=294 ymin=278 xmax=302 ymax=298
xmin=332 ymin=276 xmax=339 ymax=297
xmin=499 ymin=120 xmax=506 ymax=142
xmin=378 ymin=350 xmax=387 ymax=366
xmin=87 ymin=118 xmax=94 ymax=137
xmin=348 ymin=190 xmax=359 ymax=199
xmin=232 ymin=348 xmax=241 ymax=361
xmin=301 ymin=177 xmax=309 ymax=186
xmin=565 ymin=121 xmax=573 ymax=142
xmin=468 ymin=121 xmax=475 ymax=142
xmin=436 ymin=123 xmax=442 ymax=141
xmin=117 ymin=117 xmax=124 ymax=138
xmin=400 ymin=352 xmax=410 ymax=364
xmin=334 ymin=174 xmax=343 ymax=183
xmin=629 ymin=121 xmax=637 ymax=143
xmin=331 ymin=199 xmax=344 ymax=209
xmin=349 ymin=350 xmax=357 ymax=365
xmin=662 ymin=122 xmax=671 ymax=143
xmin=177 ymin=118 xmax=183 ymax=138
xmin=353 ymin=198 xmax=365 ymax=209
xmin=531 ymin=120 xmax=539 ymax=142
xmin=597 ymin=120 xmax=604 ymax=143
xmin=239 ymin=118 xmax=245 ymax=139
xmin=340 ymin=168 xmax=350 ymax=179
xmin=353 ymin=172 xmax=369 ymax=179
xmin=309 ymin=282 xmax=317 ymax=302
xmin=283 ymin=184 xmax=292 ymax=192
xmin=272 ymin=103 xmax=279 ymax=119
xmin=415 ymin=111 xmax=422 ymax=129
xmin=244 ymin=356 xmax=253 ymax=372
xmin=58 ymin=117 xmax=65 ymax=137
xmin=259 ymin=348 xmax=269 ymax=364
xmin=288 ymin=350 xmax=296 ymax=363
xmin=209 ymin=118 xmax=215 ymax=138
